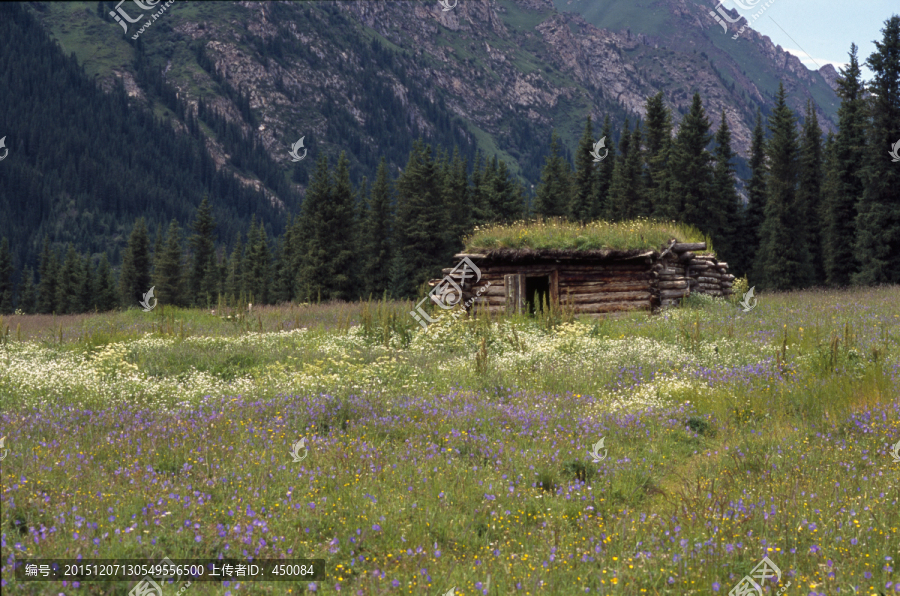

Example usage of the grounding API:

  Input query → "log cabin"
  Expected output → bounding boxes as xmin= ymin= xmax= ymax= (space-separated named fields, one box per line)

xmin=427 ymin=240 xmax=734 ymax=317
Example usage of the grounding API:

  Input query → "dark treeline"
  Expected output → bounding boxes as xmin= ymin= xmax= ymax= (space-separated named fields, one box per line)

xmin=1 ymin=12 xmax=898 ymax=314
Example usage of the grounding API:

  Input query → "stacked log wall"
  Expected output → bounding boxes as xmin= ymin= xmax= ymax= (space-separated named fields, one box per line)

xmin=431 ymin=243 xmax=734 ymax=316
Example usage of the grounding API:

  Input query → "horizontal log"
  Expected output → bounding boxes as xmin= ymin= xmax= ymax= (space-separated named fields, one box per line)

xmin=560 ymin=281 xmax=651 ymax=293
xmin=677 ymin=252 xmax=695 ymax=262
xmin=660 ymin=288 xmax=690 ymax=299
xmin=658 ymin=280 xmax=688 ymax=290
xmin=697 ymin=276 xmax=722 ymax=284
xmin=560 ymin=273 xmax=652 ymax=283
xmin=560 ymin=290 xmax=652 ymax=304
xmin=716 ymin=262 xmax=728 ymax=269
xmin=672 ymin=242 xmax=706 ymax=252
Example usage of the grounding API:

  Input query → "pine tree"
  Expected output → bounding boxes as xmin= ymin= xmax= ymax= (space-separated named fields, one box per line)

xmin=19 ymin=266 xmax=37 ymax=314
xmin=708 ymin=109 xmax=741 ymax=266
xmin=797 ymin=100 xmax=825 ymax=284
xmin=533 ymin=131 xmax=574 ymax=219
xmin=243 ymin=218 xmax=262 ymax=303
xmin=444 ymin=148 xmax=471 ymax=252
xmin=296 ymin=154 xmax=332 ymax=302
xmin=644 ymin=92 xmax=673 ymax=219
xmin=78 ymin=254 xmax=95 ymax=312
xmin=739 ymin=109 xmax=768 ymax=280
xmin=37 ymin=237 xmax=59 ymax=314
xmin=392 ymin=140 xmax=448 ymax=297
xmin=469 ymin=152 xmax=493 ymax=225
xmin=120 ymin=218 xmax=152 ymax=308
xmin=189 ymin=196 xmax=218 ymax=307
xmin=488 ymin=158 xmax=524 ymax=222
xmin=754 ymin=82 xmax=814 ymax=290
xmin=56 ymin=245 xmax=83 ymax=314
xmin=364 ymin=157 xmax=394 ymax=297
xmin=95 ymin=253 xmax=118 ymax=312
xmin=225 ymin=234 xmax=244 ymax=303
xmin=853 ymin=17 xmax=900 ymax=285
xmin=597 ymin=116 xmax=616 ymax=219
xmin=272 ymin=219 xmax=295 ymax=304
xmin=667 ymin=93 xmax=713 ymax=229
xmin=154 ymin=219 xmax=186 ymax=307
xmin=571 ymin=116 xmax=600 ymax=223
xmin=324 ymin=152 xmax=358 ymax=301
xmin=822 ymin=44 xmax=868 ymax=286
xmin=0 ymin=237 xmax=13 ymax=314
xmin=609 ymin=119 xmax=647 ymax=220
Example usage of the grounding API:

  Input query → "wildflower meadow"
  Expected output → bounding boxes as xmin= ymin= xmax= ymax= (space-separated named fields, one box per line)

xmin=1 ymin=286 xmax=899 ymax=595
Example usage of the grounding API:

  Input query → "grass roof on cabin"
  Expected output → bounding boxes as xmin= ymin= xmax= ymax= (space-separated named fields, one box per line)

xmin=463 ymin=218 xmax=714 ymax=254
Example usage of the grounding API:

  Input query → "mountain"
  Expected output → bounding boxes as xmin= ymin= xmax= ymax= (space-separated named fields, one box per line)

xmin=1 ymin=0 xmax=840 ymax=270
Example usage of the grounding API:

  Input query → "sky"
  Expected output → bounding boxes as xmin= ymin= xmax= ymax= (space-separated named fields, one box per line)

xmin=720 ymin=0 xmax=897 ymax=81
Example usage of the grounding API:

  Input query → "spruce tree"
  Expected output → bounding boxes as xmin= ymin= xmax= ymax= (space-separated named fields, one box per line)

xmin=189 ymin=196 xmax=218 ymax=307
xmin=571 ymin=116 xmax=600 ymax=223
xmin=37 ymin=237 xmax=59 ymax=314
xmin=822 ymin=44 xmax=868 ymax=286
xmin=708 ymin=109 xmax=740 ymax=266
xmin=120 ymin=218 xmax=152 ymax=308
xmin=533 ymin=131 xmax=574 ymax=219
xmin=78 ymin=254 xmax=95 ymax=312
xmin=95 ymin=253 xmax=118 ymax=312
xmin=740 ymin=109 xmax=768 ymax=280
xmin=488 ymin=158 xmax=524 ymax=223
xmin=469 ymin=152 xmax=493 ymax=225
xmin=19 ymin=266 xmax=36 ymax=314
xmin=0 ymin=237 xmax=13 ymax=314
xmin=272 ymin=221 xmax=294 ymax=304
xmin=754 ymin=82 xmax=813 ymax=290
xmin=243 ymin=218 xmax=262 ymax=303
xmin=610 ymin=121 xmax=650 ymax=219
xmin=364 ymin=157 xmax=394 ymax=298
xmin=154 ymin=219 xmax=186 ymax=307
xmin=56 ymin=245 xmax=82 ymax=314
xmin=225 ymin=235 xmax=244 ymax=303
xmin=324 ymin=152 xmax=358 ymax=301
xmin=667 ymin=93 xmax=713 ymax=229
xmin=598 ymin=116 xmax=616 ymax=219
xmin=296 ymin=154 xmax=332 ymax=302
xmin=853 ymin=17 xmax=900 ymax=285
xmin=392 ymin=140 xmax=448 ymax=297
xmin=797 ymin=100 xmax=825 ymax=284
xmin=644 ymin=92 xmax=673 ymax=219
xmin=444 ymin=148 xmax=471 ymax=252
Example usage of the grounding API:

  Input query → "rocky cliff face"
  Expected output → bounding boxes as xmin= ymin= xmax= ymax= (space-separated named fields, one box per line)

xmin=35 ymin=0 xmax=840 ymax=205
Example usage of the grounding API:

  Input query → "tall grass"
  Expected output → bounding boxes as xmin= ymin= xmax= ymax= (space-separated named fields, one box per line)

xmin=464 ymin=216 xmax=714 ymax=253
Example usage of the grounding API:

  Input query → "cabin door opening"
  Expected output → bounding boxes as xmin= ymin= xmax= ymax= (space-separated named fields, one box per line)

xmin=525 ymin=276 xmax=550 ymax=315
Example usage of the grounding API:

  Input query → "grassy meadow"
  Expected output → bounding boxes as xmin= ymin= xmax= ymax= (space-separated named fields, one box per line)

xmin=1 ymin=286 xmax=899 ymax=595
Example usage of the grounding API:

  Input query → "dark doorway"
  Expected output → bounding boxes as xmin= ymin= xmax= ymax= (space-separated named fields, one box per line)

xmin=525 ymin=276 xmax=550 ymax=315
